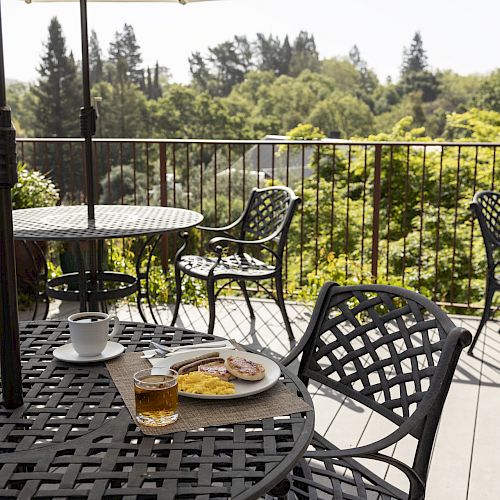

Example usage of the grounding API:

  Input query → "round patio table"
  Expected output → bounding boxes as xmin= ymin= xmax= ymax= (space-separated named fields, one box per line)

xmin=0 ymin=320 xmax=315 ymax=499
xmin=13 ymin=205 xmax=203 ymax=322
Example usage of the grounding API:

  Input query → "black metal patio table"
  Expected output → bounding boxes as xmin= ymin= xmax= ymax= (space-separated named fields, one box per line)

xmin=13 ymin=205 xmax=203 ymax=323
xmin=0 ymin=320 xmax=314 ymax=499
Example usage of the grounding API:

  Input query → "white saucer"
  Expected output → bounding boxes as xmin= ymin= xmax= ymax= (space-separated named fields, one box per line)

xmin=53 ymin=341 xmax=125 ymax=363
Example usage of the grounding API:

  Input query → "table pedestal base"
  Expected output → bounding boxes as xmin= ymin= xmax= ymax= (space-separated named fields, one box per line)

xmin=22 ymin=234 xmax=164 ymax=324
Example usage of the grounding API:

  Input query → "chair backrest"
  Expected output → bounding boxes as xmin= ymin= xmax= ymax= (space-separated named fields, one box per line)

xmin=239 ymin=186 xmax=299 ymax=256
xmin=298 ymin=282 xmax=470 ymax=429
xmin=472 ymin=191 xmax=500 ymax=268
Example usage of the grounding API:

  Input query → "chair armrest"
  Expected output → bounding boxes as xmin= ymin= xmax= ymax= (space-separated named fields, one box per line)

xmin=307 ymin=444 xmax=425 ymax=496
xmin=197 ymin=216 xmax=243 ymax=234
xmin=310 ymin=421 xmax=416 ymax=460
xmin=173 ymin=231 xmax=190 ymax=263
xmin=208 ymin=235 xmax=276 ymax=250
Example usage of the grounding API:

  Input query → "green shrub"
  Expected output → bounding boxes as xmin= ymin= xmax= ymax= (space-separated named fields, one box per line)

xmin=12 ymin=162 xmax=60 ymax=309
xmin=12 ymin=162 xmax=60 ymax=209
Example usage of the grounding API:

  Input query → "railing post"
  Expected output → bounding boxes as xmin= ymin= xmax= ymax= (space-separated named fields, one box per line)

xmin=371 ymin=144 xmax=382 ymax=281
xmin=159 ymin=143 xmax=168 ymax=271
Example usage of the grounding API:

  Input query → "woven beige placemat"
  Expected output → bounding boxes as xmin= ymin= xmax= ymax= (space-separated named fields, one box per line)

xmin=106 ymin=351 xmax=312 ymax=436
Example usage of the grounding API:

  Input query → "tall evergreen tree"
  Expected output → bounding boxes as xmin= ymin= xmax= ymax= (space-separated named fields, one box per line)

xmin=32 ymin=17 xmax=80 ymax=137
xmin=477 ymin=70 xmax=500 ymax=112
xmin=146 ymin=67 xmax=153 ymax=99
xmin=289 ymin=31 xmax=320 ymax=76
xmin=255 ymin=33 xmax=292 ymax=76
xmin=349 ymin=46 xmax=377 ymax=93
xmin=208 ymin=36 xmax=253 ymax=95
xmin=109 ymin=24 xmax=144 ymax=88
xmin=89 ymin=30 xmax=103 ymax=86
xmin=189 ymin=51 xmax=212 ymax=93
xmin=256 ymin=34 xmax=282 ymax=75
xmin=400 ymin=32 xmax=439 ymax=101
xmin=349 ymin=45 xmax=378 ymax=109
xmin=189 ymin=36 xmax=253 ymax=96
xmin=401 ymin=32 xmax=427 ymax=74
xmin=281 ymin=36 xmax=292 ymax=75
xmin=153 ymin=61 xmax=162 ymax=99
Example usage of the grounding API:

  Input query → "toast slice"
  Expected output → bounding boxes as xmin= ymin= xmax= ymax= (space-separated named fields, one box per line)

xmin=225 ymin=356 xmax=265 ymax=381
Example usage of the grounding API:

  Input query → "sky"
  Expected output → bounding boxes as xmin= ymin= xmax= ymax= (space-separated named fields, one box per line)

xmin=3 ymin=0 xmax=499 ymax=84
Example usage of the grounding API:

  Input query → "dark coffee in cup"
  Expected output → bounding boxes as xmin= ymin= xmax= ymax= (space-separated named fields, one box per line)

xmin=68 ymin=312 xmax=120 ymax=356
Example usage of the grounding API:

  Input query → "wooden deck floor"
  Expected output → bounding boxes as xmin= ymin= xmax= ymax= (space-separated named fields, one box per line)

xmin=41 ymin=297 xmax=499 ymax=500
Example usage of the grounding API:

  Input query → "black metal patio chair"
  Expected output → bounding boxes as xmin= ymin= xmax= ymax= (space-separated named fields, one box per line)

xmin=280 ymin=282 xmax=471 ymax=500
xmin=468 ymin=190 xmax=500 ymax=355
xmin=171 ymin=186 xmax=300 ymax=339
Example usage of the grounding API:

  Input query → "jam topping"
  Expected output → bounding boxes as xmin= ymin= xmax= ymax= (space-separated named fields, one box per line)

xmin=230 ymin=357 xmax=261 ymax=374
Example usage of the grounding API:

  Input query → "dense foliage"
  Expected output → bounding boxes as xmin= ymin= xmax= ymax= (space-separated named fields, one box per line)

xmin=8 ymin=20 xmax=500 ymax=310
xmin=12 ymin=162 xmax=60 ymax=210
xmin=9 ymin=23 xmax=497 ymax=144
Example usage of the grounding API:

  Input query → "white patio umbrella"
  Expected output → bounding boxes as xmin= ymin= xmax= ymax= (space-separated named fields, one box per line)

xmin=0 ymin=0 xmax=218 ymax=409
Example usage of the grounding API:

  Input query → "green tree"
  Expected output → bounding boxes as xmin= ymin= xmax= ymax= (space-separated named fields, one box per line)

xmin=149 ymin=84 xmax=245 ymax=139
xmin=444 ymin=107 xmax=500 ymax=142
xmin=32 ymin=17 xmax=80 ymax=137
xmin=146 ymin=67 xmax=153 ymax=99
xmin=320 ymin=58 xmax=360 ymax=93
xmin=92 ymin=80 xmax=148 ymax=138
xmin=7 ymin=83 xmax=36 ymax=136
xmin=476 ymin=69 xmax=500 ymax=112
xmin=109 ymin=23 xmax=144 ymax=88
xmin=189 ymin=51 xmax=213 ymax=93
xmin=289 ymin=31 xmax=320 ymax=76
xmin=255 ymin=33 xmax=292 ymax=76
xmin=399 ymin=32 xmax=439 ymax=102
xmin=190 ymin=36 xmax=254 ymax=97
xmin=153 ymin=61 xmax=163 ymax=99
xmin=307 ymin=92 xmax=374 ymax=137
xmin=349 ymin=45 xmax=379 ymax=109
xmin=89 ymin=30 xmax=103 ymax=86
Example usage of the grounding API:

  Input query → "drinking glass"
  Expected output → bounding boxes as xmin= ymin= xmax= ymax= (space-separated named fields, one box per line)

xmin=133 ymin=368 xmax=178 ymax=426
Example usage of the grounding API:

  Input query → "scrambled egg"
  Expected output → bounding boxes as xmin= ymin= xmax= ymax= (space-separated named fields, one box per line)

xmin=178 ymin=372 xmax=236 ymax=395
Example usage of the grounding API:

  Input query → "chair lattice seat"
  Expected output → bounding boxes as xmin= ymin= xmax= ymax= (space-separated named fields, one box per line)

xmin=290 ymin=435 xmax=406 ymax=500
xmin=178 ymin=253 xmax=276 ymax=278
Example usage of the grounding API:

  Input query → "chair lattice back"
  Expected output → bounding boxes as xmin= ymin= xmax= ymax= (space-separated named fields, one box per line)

xmin=240 ymin=187 xmax=295 ymax=242
xmin=299 ymin=284 xmax=454 ymax=425
xmin=473 ymin=191 xmax=500 ymax=247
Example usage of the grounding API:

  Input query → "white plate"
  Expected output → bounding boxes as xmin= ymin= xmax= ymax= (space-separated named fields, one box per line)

xmin=152 ymin=349 xmax=281 ymax=399
xmin=53 ymin=341 xmax=125 ymax=363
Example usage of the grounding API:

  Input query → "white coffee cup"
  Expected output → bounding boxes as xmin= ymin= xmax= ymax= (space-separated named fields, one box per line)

xmin=68 ymin=312 xmax=120 ymax=357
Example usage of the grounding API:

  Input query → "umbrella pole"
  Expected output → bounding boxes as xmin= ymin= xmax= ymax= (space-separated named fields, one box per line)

xmin=79 ymin=0 xmax=98 ymax=310
xmin=0 ymin=0 xmax=24 ymax=409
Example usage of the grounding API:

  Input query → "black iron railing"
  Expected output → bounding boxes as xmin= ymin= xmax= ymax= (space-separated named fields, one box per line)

xmin=17 ymin=137 xmax=500 ymax=312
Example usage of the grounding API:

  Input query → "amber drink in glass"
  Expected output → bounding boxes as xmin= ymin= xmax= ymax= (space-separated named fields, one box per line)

xmin=134 ymin=368 xmax=178 ymax=426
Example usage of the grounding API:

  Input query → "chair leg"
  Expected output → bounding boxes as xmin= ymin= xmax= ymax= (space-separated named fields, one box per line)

xmin=276 ymin=273 xmax=294 ymax=341
xmin=468 ymin=278 xmax=496 ymax=355
xmin=238 ymin=280 xmax=255 ymax=319
xmin=207 ymin=278 xmax=216 ymax=335
xmin=170 ymin=267 xmax=183 ymax=327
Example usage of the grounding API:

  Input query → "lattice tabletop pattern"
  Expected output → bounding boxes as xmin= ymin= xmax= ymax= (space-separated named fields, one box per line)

xmin=12 ymin=205 xmax=203 ymax=241
xmin=0 ymin=321 xmax=314 ymax=500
